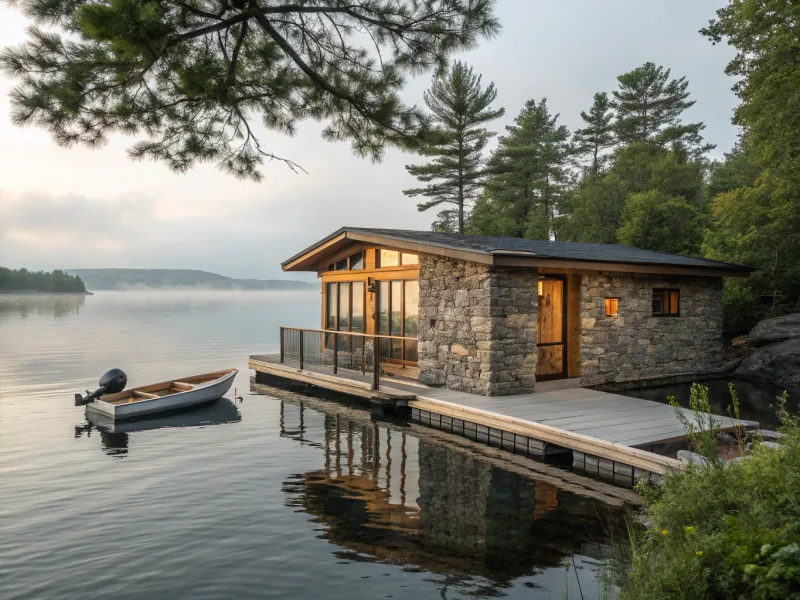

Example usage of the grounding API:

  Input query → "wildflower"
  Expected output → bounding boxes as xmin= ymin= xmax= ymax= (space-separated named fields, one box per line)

xmin=685 ymin=526 xmax=696 ymax=534
xmin=696 ymin=551 xmax=703 ymax=557
xmin=661 ymin=529 xmax=669 ymax=536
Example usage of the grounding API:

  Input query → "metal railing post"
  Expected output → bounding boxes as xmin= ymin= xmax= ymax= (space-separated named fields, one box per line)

xmin=372 ymin=334 xmax=379 ymax=390
xmin=333 ymin=332 xmax=338 ymax=375
xmin=299 ymin=330 xmax=304 ymax=371
xmin=280 ymin=327 xmax=285 ymax=364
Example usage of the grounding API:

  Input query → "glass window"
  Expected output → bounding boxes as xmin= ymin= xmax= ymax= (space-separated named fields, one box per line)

xmin=652 ymin=289 xmax=679 ymax=316
xmin=604 ymin=298 xmax=619 ymax=317
xmin=326 ymin=283 xmax=336 ymax=329
xmin=351 ymin=282 xmax=364 ymax=332
xmin=378 ymin=249 xmax=399 ymax=268
xmin=404 ymin=280 xmax=419 ymax=363
xmin=335 ymin=258 xmax=348 ymax=271
xmin=377 ymin=281 xmax=390 ymax=334
xmin=390 ymin=281 xmax=403 ymax=359
xmin=401 ymin=253 xmax=419 ymax=266
xmin=377 ymin=280 xmax=391 ymax=359
xmin=349 ymin=252 xmax=364 ymax=270
xmin=327 ymin=264 xmax=334 ymax=272
xmin=338 ymin=283 xmax=349 ymax=331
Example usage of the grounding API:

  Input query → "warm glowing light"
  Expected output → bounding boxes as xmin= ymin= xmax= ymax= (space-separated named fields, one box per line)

xmin=538 ymin=280 xmax=543 ymax=296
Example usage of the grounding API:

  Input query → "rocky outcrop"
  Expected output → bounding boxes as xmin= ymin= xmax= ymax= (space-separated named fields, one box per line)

xmin=735 ymin=337 xmax=800 ymax=389
xmin=747 ymin=313 xmax=800 ymax=347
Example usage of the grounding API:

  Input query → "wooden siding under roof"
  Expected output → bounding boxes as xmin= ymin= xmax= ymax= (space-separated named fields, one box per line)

xmin=282 ymin=228 xmax=753 ymax=277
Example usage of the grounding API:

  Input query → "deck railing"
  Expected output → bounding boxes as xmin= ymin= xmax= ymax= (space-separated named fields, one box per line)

xmin=279 ymin=327 xmax=418 ymax=390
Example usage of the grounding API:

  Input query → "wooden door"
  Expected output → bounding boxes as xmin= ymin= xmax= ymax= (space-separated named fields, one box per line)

xmin=536 ymin=278 xmax=566 ymax=379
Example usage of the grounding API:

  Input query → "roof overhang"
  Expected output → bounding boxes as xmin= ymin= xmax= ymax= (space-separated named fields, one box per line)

xmin=282 ymin=228 xmax=754 ymax=278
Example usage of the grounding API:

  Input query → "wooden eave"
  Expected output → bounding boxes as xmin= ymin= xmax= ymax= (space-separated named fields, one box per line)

xmin=282 ymin=230 xmax=753 ymax=278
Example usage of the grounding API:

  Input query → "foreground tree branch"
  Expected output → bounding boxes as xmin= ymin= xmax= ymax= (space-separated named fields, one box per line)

xmin=1 ymin=0 xmax=499 ymax=179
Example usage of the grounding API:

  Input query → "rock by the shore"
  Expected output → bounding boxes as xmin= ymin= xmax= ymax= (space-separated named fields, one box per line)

xmin=735 ymin=337 xmax=800 ymax=389
xmin=747 ymin=313 xmax=800 ymax=347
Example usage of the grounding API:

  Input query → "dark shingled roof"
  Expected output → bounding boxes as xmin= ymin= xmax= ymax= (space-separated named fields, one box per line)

xmin=284 ymin=227 xmax=753 ymax=273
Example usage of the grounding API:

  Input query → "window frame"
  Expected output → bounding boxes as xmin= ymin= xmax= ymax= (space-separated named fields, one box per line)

xmin=375 ymin=248 xmax=418 ymax=269
xmin=604 ymin=297 xmax=620 ymax=318
xmin=652 ymin=288 xmax=680 ymax=317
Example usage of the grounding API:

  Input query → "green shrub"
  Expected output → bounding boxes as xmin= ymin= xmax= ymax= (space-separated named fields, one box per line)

xmin=617 ymin=393 xmax=800 ymax=599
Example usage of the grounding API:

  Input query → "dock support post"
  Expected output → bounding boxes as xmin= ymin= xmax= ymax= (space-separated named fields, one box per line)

xmin=279 ymin=327 xmax=284 ymax=364
xmin=299 ymin=331 xmax=304 ymax=371
xmin=333 ymin=332 xmax=338 ymax=375
xmin=372 ymin=335 xmax=379 ymax=391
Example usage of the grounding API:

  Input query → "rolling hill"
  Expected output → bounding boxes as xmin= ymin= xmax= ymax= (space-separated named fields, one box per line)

xmin=67 ymin=269 xmax=316 ymax=291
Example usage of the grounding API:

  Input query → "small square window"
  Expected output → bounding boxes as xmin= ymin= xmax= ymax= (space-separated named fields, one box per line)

xmin=652 ymin=289 xmax=680 ymax=316
xmin=604 ymin=298 xmax=619 ymax=317
xmin=335 ymin=258 xmax=348 ymax=271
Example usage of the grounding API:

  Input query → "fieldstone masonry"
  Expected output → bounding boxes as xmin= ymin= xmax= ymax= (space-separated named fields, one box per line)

xmin=416 ymin=255 xmax=724 ymax=394
xmin=580 ymin=274 xmax=724 ymax=386
xmin=418 ymin=256 xmax=538 ymax=395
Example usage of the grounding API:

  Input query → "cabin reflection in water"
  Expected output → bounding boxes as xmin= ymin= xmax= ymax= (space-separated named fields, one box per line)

xmin=278 ymin=399 xmax=625 ymax=583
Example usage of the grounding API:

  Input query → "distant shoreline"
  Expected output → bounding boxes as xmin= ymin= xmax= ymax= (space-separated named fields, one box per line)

xmin=0 ymin=290 xmax=94 ymax=295
xmin=65 ymin=268 xmax=316 ymax=292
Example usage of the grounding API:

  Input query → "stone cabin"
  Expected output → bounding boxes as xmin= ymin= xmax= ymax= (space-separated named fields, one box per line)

xmin=281 ymin=228 xmax=752 ymax=396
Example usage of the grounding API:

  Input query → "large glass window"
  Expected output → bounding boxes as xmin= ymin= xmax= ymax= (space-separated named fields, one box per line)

xmin=391 ymin=281 xmax=402 ymax=359
xmin=326 ymin=283 xmax=336 ymax=329
xmin=338 ymin=283 xmax=350 ymax=331
xmin=375 ymin=278 xmax=419 ymax=365
xmin=404 ymin=280 xmax=419 ymax=362
xmin=351 ymin=282 xmax=364 ymax=332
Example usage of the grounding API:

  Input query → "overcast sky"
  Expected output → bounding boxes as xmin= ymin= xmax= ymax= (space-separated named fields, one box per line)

xmin=0 ymin=1 xmax=737 ymax=280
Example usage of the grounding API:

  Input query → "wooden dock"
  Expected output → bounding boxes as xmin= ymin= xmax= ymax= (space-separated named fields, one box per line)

xmin=249 ymin=354 xmax=758 ymax=480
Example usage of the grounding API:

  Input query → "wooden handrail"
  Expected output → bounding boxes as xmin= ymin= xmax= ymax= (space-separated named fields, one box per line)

xmin=279 ymin=326 xmax=417 ymax=342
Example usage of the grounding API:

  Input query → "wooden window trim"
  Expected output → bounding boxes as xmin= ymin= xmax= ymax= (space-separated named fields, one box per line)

xmin=604 ymin=297 xmax=619 ymax=318
xmin=652 ymin=288 xmax=680 ymax=317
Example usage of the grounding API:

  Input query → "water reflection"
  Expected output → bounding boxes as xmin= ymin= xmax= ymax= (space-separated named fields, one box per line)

xmin=0 ymin=293 xmax=86 ymax=318
xmin=272 ymin=388 xmax=627 ymax=594
xmin=75 ymin=398 xmax=242 ymax=458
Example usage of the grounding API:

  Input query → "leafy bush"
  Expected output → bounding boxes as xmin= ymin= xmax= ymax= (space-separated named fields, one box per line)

xmin=617 ymin=392 xmax=800 ymax=599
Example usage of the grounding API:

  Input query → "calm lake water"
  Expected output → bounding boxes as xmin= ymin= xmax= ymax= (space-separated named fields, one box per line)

xmin=1 ymin=291 xmax=627 ymax=600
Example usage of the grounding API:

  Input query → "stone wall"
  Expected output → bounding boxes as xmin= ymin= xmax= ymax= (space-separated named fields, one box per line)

xmin=579 ymin=274 xmax=724 ymax=386
xmin=417 ymin=256 xmax=538 ymax=395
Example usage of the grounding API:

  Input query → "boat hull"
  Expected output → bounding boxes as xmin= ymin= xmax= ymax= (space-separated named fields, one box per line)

xmin=86 ymin=369 xmax=238 ymax=420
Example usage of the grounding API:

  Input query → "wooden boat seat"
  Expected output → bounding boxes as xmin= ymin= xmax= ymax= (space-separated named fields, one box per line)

xmin=172 ymin=382 xmax=195 ymax=391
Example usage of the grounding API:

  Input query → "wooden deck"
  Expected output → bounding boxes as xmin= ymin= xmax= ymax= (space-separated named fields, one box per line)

xmin=249 ymin=353 xmax=759 ymax=478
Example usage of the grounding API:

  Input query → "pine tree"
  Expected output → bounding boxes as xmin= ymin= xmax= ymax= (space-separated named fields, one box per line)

xmin=403 ymin=61 xmax=504 ymax=233
xmin=477 ymin=98 xmax=573 ymax=239
xmin=0 ymin=0 xmax=499 ymax=180
xmin=612 ymin=62 xmax=713 ymax=156
xmin=573 ymin=92 xmax=615 ymax=178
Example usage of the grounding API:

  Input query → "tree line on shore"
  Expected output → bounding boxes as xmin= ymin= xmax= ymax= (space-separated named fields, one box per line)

xmin=0 ymin=267 xmax=87 ymax=293
xmin=403 ymin=2 xmax=800 ymax=335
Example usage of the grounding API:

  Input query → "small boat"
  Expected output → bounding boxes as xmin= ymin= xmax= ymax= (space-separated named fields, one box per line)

xmin=81 ymin=369 xmax=238 ymax=421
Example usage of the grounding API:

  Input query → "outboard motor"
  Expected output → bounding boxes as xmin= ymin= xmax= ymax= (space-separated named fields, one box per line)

xmin=75 ymin=368 xmax=127 ymax=406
